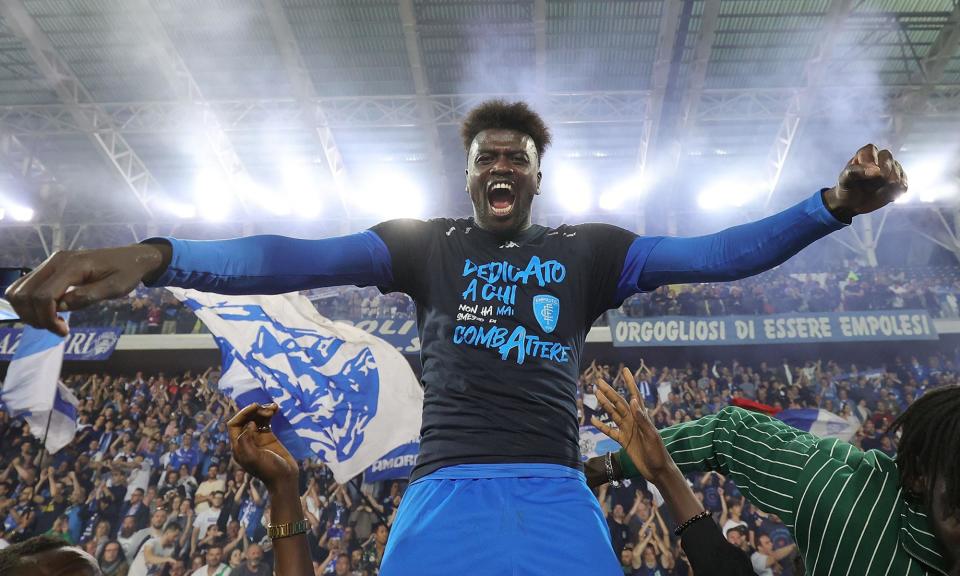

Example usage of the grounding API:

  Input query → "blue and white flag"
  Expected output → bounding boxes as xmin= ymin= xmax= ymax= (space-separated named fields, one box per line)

xmin=1 ymin=314 xmax=70 ymax=414
xmin=167 ymin=289 xmax=423 ymax=483
xmin=0 ymin=299 xmax=17 ymax=322
xmin=216 ymin=340 xmax=311 ymax=461
xmin=23 ymin=383 xmax=79 ymax=454
xmin=777 ymin=408 xmax=859 ymax=442
xmin=1 ymin=315 xmax=78 ymax=453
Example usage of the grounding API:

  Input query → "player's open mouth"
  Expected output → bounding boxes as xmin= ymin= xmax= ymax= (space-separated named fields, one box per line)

xmin=487 ymin=181 xmax=516 ymax=217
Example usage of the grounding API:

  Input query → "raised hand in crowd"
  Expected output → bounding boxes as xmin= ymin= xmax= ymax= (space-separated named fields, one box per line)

xmin=588 ymin=367 xmax=755 ymax=576
xmin=228 ymin=403 xmax=313 ymax=576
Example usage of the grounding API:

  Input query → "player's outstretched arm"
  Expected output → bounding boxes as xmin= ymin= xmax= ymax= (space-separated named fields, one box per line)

xmin=623 ymin=144 xmax=906 ymax=293
xmin=625 ymin=406 xmax=818 ymax=528
xmin=5 ymin=229 xmax=395 ymax=336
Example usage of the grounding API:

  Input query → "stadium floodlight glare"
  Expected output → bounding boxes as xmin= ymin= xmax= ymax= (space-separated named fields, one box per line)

xmin=896 ymin=157 xmax=958 ymax=204
xmin=163 ymin=201 xmax=197 ymax=219
xmin=599 ymin=173 xmax=651 ymax=211
xmin=0 ymin=208 xmax=5 ymax=220
xmin=251 ymin=181 xmax=291 ymax=216
xmin=238 ymin=177 xmax=288 ymax=217
xmin=553 ymin=167 xmax=592 ymax=214
xmin=281 ymin=161 xmax=322 ymax=218
xmin=697 ymin=179 xmax=767 ymax=211
xmin=917 ymin=180 xmax=959 ymax=203
xmin=194 ymin=168 xmax=234 ymax=222
xmin=355 ymin=170 xmax=424 ymax=218
xmin=9 ymin=205 xmax=33 ymax=222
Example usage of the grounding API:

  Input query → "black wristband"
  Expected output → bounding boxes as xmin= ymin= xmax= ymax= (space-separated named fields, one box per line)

xmin=674 ymin=510 xmax=710 ymax=537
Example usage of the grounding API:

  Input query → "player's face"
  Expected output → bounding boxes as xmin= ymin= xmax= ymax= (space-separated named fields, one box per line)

xmin=465 ymin=129 xmax=541 ymax=236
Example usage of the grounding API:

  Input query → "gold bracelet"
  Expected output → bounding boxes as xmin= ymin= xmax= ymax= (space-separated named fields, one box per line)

xmin=267 ymin=519 xmax=309 ymax=539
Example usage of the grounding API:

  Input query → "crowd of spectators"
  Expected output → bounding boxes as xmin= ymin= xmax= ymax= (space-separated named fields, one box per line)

xmin=65 ymin=266 xmax=960 ymax=337
xmin=0 ymin=368 xmax=401 ymax=576
xmin=577 ymin=351 xmax=957 ymax=575
xmin=618 ymin=266 xmax=960 ymax=320
xmin=67 ymin=287 xmax=416 ymax=336
xmin=1 ymin=347 xmax=951 ymax=575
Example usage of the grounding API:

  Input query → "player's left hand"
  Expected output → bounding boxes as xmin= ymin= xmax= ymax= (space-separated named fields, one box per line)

xmin=591 ymin=367 xmax=677 ymax=484
xmin=823 ymin=143 xmax=908 ymax=221
xmin=228 ymin=403 xmax=299 ymax=491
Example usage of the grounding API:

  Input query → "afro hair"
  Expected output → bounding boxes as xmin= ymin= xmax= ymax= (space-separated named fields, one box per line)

xmin=460 ymin=100 xmax=552 ymax=163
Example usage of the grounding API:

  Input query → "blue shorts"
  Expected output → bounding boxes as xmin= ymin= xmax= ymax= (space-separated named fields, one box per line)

xmin=380 ymin=463 xmax=622 ymax=575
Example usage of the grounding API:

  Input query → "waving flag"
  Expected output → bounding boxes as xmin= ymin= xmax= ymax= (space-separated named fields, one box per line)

xmin=777 ymin=408 xmax=859 ymax=442
xmin=167 ymin=289 xmax=423 ymax=483
xmin=216 ymin=340 xmax=311 ymax=460
xmin=1 ymin=315 xmax=78 ymax=453
xmin=24 ymin=383 xmax=80 ymax=454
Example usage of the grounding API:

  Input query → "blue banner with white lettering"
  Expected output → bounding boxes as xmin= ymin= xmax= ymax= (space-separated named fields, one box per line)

xmin=0 ymin=327 xmax=122 ymax=361
xmin=609 ymin=310 xmax=938 ymax=347
xmin=364 ymin=441 xmax=419 ymax=483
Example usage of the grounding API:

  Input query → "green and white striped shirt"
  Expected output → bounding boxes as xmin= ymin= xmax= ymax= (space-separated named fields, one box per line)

xmin=657 ymin=406 xmax=950 ymax=576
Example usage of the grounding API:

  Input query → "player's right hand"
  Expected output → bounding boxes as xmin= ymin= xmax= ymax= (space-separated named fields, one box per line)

xmin=4 ymin=243 xmax=169 ymax=337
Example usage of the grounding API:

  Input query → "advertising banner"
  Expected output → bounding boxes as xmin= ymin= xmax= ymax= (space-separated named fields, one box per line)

xmin=609 ymin=310 xmax=938 ymax=347
xmin=0 ymin=327 xmax=122 ymax=361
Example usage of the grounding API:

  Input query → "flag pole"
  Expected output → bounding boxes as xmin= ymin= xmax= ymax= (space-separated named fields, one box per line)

xmin=38 ymin=312 xmax=69 ymax=468
xmin=350 ymin=475 xmax=389 ymax=524
xmin=31 ymin=404 xmax=55 ymax=489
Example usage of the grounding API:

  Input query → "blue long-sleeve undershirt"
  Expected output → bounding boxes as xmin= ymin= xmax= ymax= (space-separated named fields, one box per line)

xmin=614 ymin=189 xmax=847 ymax=302
xmin=141 ymin=230 xmax=393 ymax=294
xmin=142 ymin=189 xmax=846 ymax=301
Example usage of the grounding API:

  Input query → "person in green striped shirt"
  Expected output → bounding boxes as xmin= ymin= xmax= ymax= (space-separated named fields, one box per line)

xmin=587 ymin=368 xmax=959 ymax=576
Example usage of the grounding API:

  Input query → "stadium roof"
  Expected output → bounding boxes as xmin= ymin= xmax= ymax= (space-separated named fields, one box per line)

xmin=0 ymin=0 xmax=958 ymax=263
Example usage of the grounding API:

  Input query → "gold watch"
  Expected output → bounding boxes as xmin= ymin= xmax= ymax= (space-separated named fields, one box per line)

xmin=267 ymin=519 xmax=309 ymax=539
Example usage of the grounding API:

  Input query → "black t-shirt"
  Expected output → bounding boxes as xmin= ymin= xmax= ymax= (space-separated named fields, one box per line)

xmin=607 ymin=517 xmax=629 ymax=555
xmin=370 ymin=218 xmax=637 ymax=480
xmin=34 ymin=498 xmax=68 ymax=533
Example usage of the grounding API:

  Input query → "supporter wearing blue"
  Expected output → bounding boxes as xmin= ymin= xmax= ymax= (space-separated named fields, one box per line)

xmin=138 ymin=437 xmax=162 ymax=469
xmin=168 ymin=434 xmax=200 ymax=475
xmin=7 ymin=100 xmax=907 ymax=574
xmin=63 ymin=486 xmax=88 ymax=545
xmin=95 ymin=422 xmax=116 ymax=456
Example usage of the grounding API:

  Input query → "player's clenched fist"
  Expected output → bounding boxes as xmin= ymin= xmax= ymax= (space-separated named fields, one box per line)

xmin=822 ymin=143 xmax=908 ymax=222
xmin=4 ymin=243 xmax=171 ymax=337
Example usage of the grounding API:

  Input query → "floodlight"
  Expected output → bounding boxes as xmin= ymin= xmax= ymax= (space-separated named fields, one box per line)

xmin=697 ymin=179 xmax=767 ymax=211
xmin=352 ymin=170 xmax=425 ymax=218
xmin=9 ymin=205 xmax=33 ymax=222
xmin=599 ymin=173 xmax=651 ymax=211
xmin=553 ymin=167 xmax=592 ymax=214
xmin=281 ymin=161 xmax=322 ymax=218
xmin=157 ymin=200 xmax=197 ymax=219
xmin=194 ymin=168 xmax=234 ymax=222
xmin=897 ymin=157 xmax=958 ymax=204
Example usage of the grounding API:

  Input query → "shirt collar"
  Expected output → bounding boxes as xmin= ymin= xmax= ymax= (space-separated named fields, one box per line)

xmin=899 ymin=498 xmax=951 ymax=575
xmin=465 ymin=218 xmax=546 ymax=245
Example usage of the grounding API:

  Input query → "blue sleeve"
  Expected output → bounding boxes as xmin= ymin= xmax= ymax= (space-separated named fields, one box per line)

xmin=616 ymin=190 xmax=847 ymax=300
xmin=140 ymin=230 xmax=393 ymax=295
